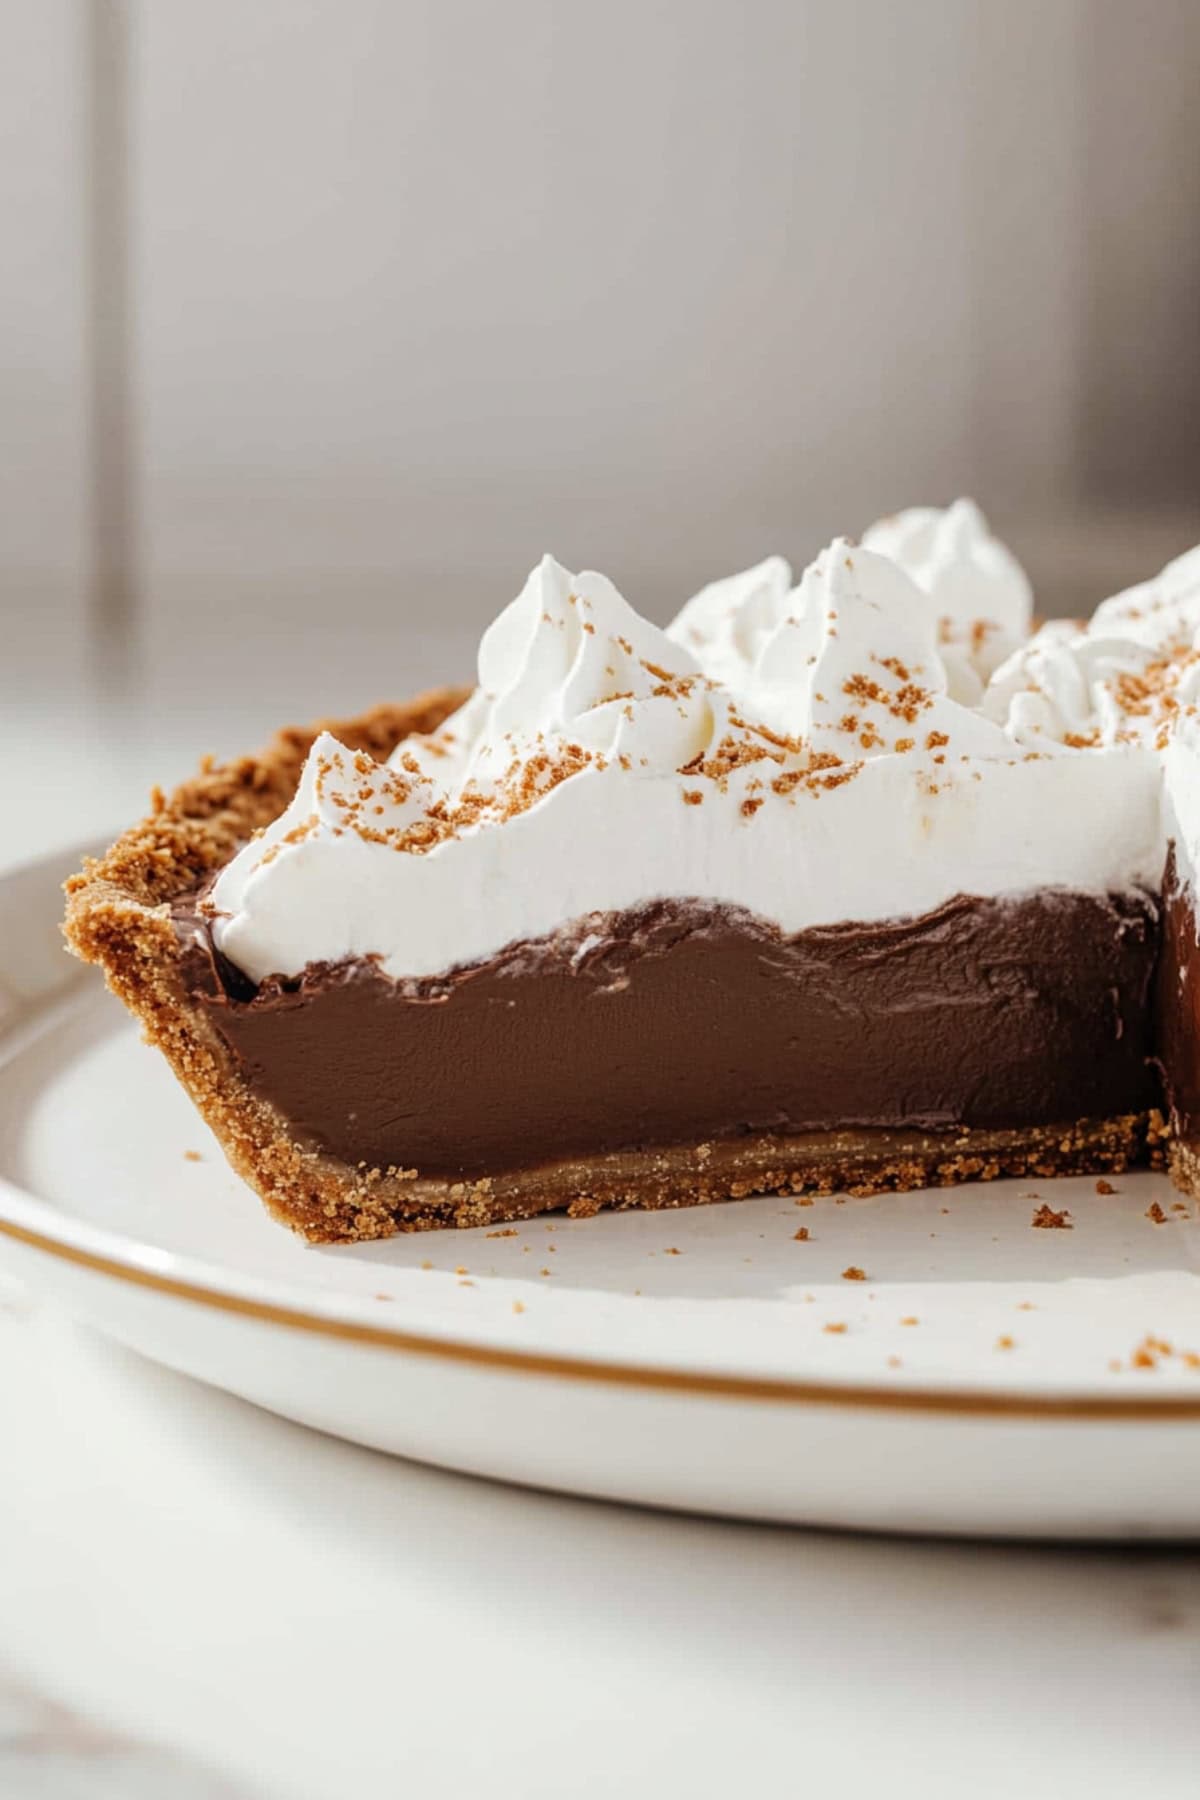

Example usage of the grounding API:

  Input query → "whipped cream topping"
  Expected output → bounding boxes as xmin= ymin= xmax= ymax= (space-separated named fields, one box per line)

xmin=210 ymin=527 xmax=1192 ymax=986
xmin=666 ymin=556 xmax=794 ymax=689
xmin=983 ymin=554 xmax=1200 ymax=754
xmin=861 ymin=499 xmax=1033 ymax=700
xmin=725 ymin=538 xmax=1011 ymax=758
xmin=419 ymin=555 xmax=716 ymax=791
xmin=667 ymin=499 xmax=1032 ymax=708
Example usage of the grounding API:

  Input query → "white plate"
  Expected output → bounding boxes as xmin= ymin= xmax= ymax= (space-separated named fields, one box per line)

xmin=2 ymin=844 xmax=1200 ymax=1538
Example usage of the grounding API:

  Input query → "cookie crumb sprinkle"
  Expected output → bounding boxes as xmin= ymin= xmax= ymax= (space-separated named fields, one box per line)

xmin=1031 ymin=1203 xmax=1072 ymax=1230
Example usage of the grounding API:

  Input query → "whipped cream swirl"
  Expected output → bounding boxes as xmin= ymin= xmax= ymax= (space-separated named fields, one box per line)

xmin=417 ymin=554 xmax=715 ymax=788
xmin=666 ymin=556 xmax=794 ymax=690
xmin=861 ymin=498 xmax=1033 ymax=695
xmin=983 ymin=544 xmax=1200 ymax=752
xmin=729 ymin=538 xmax=1010 ymax=759
xmin=667 ymin=499 xmax=1032 ymax=707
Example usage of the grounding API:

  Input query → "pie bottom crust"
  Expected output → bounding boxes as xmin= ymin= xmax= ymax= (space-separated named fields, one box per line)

xmin=64 ymin=691 xmax=1180 ymax=1243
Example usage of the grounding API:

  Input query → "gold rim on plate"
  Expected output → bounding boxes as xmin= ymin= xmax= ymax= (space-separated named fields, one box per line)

xmin=3 ymin=1213 xmax=1200 ymax=1420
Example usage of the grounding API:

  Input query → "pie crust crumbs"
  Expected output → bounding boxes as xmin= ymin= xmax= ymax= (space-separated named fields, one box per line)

xmin=1031 ymin=1203 xmax=1073 ymax=1230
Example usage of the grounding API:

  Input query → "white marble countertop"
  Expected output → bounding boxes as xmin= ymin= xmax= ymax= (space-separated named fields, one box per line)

xmin=3 ymin=635 xmax=1200 ymax=1798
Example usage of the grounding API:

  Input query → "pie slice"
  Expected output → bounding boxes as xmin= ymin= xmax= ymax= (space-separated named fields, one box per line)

xmin=65 ymin=506 xmax=1200 ymax=1241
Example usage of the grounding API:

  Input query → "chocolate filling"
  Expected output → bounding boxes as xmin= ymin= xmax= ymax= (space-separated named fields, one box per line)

xmin=1153 ymin=847 xmax=1200 ymax=1143
xmin=178 ymin=887 xmax=1163 ymax=1181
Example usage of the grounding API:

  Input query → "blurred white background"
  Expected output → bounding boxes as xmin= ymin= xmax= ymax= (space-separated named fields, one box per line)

xmin=4 ymin=0 xmax=1200 ymax=834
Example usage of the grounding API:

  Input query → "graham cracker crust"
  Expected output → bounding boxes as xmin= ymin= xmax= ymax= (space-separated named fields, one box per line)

xmin=1167 ymin=1137 xmax=1200 ymax=1202
xmin=346 ymin=1114 xmax=1162 ymax=1239
xmin=63 ymin=694 xmax=1171 ymax=1243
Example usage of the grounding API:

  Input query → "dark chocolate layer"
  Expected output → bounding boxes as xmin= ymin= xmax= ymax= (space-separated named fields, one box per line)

xmin=1154 ymin=847 xmax=1200 ymax=1140
xmin=179 ymin=888 xmax=1161 ymax=1181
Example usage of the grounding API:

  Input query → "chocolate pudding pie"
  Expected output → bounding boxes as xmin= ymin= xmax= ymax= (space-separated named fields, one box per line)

xmin=65 ymin=503 xmax=1200 ymax=1240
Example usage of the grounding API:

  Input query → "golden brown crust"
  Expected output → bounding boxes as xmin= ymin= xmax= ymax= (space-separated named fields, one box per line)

xmin=1167 ymin=1136 xmax=1200 ymax=1203
xmin=64 ymin=692 xmax=470 ymax=916
xmin=336 ymin=1112 xmax=1161 ymax=1241
xmin=63 ymin=693 xmax=1178 ymax=1242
